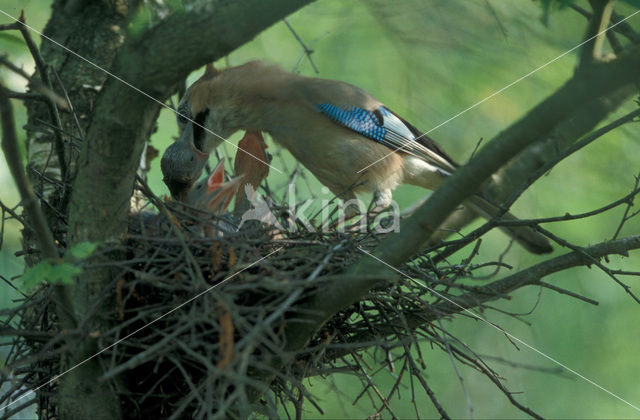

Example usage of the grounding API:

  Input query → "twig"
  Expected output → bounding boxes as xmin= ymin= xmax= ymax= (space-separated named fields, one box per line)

xmin=483 ymin=0 xmax=507 ymax=39
xmin=4 ymin=89 xmax=46 ymax=102
xmin=0 ymin=56 xmax=67 ymax=110
xmin=613 ymin=170 xmax=640 ymax=239
xmin=403 ymin=343 xmax=451 ymax=419
xmin=0 ymin=397 xmax=37 ymax=419
xmin=447 ymin=345 xmax=544 ymax=419
xmin=537 ymin=281 xmax=599 ymax=306
xmin=538 ymin=227 xmax=640 ymax=303
xmin=437 ymin=318 xmax=473 ymax=419
xmin=16 ymin=12 xmax=69 ymax=182
xmin=283 ymin=18 xmax=319 ymax=74
xmin=497 ymin=184 xmax=640 ymax=227
xmin=0 ymin=54 xmax=68 ymax=182
xmin=428 ymin=235 xmax=640 ymax=320
xmin=0 ymin=22 xmax=22 ymax=31
xmin=52 ymin=68 xmax=84 ymax=140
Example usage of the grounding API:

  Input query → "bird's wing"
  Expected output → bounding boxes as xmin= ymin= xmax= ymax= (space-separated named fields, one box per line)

xmin=298 ymin=78 xmax=458 ymax=172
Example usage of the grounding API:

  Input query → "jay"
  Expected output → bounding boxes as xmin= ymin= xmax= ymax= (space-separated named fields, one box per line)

xmin=161 ymin=61 xmax=552 ymax=254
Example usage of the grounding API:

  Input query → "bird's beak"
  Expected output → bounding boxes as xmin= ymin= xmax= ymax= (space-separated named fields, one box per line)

xmin=196 ymin=162 xmax=246 ymax=214
xmin=161 ymin=121 xmax=210 ymax=200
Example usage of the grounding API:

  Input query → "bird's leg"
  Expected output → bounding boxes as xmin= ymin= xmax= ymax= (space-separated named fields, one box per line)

xmin=372 ymin=189 xmax=393 ymax=211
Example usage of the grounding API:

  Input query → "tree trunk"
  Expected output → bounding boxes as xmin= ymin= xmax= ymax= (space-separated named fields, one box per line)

xmin=24 ymin=1 xmax=127 ymax=418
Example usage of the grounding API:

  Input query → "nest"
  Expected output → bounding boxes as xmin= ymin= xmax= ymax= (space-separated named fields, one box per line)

xmin=1 ymin=159 xmax=544 ymax=420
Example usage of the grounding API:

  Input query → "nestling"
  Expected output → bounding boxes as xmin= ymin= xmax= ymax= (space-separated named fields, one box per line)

xmin=161 ymin=61 xmax=552 ymax=254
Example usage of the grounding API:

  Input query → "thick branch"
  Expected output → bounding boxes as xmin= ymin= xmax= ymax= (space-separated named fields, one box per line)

xmin=430 ymin=105 xmax=640 ymax=261
xmin=431 ymin=86 xmax=634 ymax=248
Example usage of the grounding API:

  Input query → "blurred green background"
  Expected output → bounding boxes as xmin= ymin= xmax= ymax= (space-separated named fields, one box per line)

xmin=1 ymin=0 xmax=639 ymax=418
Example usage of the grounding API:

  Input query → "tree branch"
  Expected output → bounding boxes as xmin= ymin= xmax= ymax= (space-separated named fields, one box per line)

xmin=570 ymin=4 xmax=640 ymax=45
xmin=426 ymin=96 xmax=640 ymax=260
xmin=422 ymin=235 xmax=640 ymax=322
xmin=579 ymin=0 xmax=615 ymax=67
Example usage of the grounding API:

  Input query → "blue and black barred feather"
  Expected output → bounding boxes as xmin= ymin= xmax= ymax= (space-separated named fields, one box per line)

xmin=314 ymin=103 xmax=458 ymax=169
xmin=314 ymin=103 xmax=391 ymax=143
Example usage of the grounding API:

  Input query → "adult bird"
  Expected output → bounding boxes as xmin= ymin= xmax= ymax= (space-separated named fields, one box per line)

xmin=161 ymin=61 xmax=552 ymax=254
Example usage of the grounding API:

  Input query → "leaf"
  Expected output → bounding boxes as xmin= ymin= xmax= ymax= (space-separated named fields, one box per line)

xmin=48 ymin=263 xmax=82 ymax=285
xmin=68 ymin=241 xmax=99 ymax=260
xmin=21 ymin=261 xmax=54 ymax=290
xmin=21 ymin=260 xmax=83 ymax=291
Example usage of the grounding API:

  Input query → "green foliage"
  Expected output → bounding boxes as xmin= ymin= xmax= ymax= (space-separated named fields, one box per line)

xmin=0 ymin=32 xmax=24 ymax=45
xmin=128 ymin=6 xmax=154 ymax=38
xmin=20 ymin=260 xmax=82 ymax=290
xmin=129 ymin=0 xmax=185 ymax=39
xmin=68 ymin=241 xmax=99 ymax=260
xmin=539 ymin=0 xmax=578 ymax=25
xmin=20 ymin=241 xmax=98 ymax=290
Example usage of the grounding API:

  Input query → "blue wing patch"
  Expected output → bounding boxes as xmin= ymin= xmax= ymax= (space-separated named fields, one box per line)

xmin=314 ymin=103 xmax=456 ymax=171
xmin=314 ymin=103 xmax=391 ymax=143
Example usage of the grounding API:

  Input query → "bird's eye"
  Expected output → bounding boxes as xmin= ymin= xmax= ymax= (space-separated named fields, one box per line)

xmin=192 ymin=109 xmax=209 ymax=152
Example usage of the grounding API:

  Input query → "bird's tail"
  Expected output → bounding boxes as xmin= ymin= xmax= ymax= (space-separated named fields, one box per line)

xmin=467 ymin=195 xmax=553 ymax=254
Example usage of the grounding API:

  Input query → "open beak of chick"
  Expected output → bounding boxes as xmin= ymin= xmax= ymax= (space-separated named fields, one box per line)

xmin=186 ymin=161 xmax=245 ymax=215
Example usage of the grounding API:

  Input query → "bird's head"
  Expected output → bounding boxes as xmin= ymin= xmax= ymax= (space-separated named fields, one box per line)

xmin=162 ymin=62 xmax=262 ymax=199
xmin=161 ymin=64 xmax=222 ymax=200
xmin=160 ymin=122 xmax=210 ymax=201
